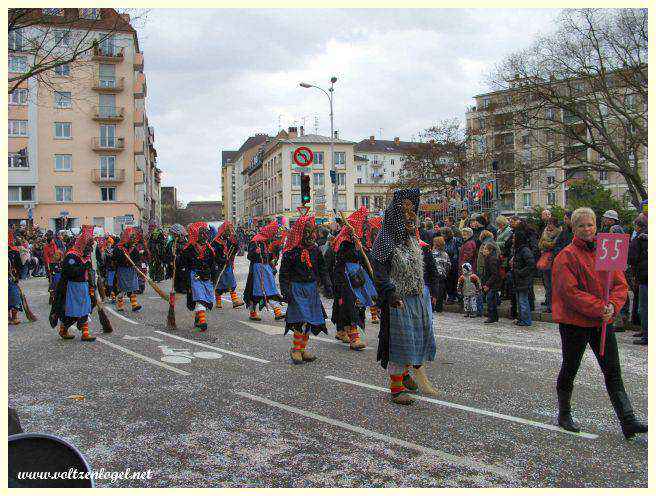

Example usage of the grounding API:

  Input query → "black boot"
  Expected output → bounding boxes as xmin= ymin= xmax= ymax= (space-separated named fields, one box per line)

xmin=557 ymin=389 xmax=581 ymax=433
xmin=610 ymin=391 xmax=648 ymax=439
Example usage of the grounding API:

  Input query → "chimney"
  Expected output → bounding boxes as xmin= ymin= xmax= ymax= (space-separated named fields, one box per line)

xmin=394 ymin=137 xmax=400 ymax=145
xmin=369 ymin=135 xmax=375 ymax=144
xmin=288 ymin=126 xmax=298 ymax=138
xmin=120 ymin=13 xmax=131 ymax=23
xmin=300 ymin=125 xmax=304 ymax=136
xmin=334 ymin=130 xmax=339 ymax=139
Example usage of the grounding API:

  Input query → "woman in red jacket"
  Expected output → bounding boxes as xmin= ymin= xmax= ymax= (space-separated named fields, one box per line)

xmin=552 ymin=207 xmax=647 ymax=439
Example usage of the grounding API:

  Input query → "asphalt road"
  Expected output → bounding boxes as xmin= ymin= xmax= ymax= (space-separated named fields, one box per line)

xmin=8 ymin=256 xmax=648 ymax=488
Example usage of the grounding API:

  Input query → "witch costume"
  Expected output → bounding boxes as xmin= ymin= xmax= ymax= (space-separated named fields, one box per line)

xmin=180 ymin=222 xmax=216 ymax=332
xmin=8 ymin=231 xmax=24 ymax=325
xmin=243 ymin=220 xmax=285 ymax=321
xmin=211 ymin=221 xmax=244 ymax=309
xmin=370 ymin=188 xmax=440 ymax=405
xmin=330 ymin=206 xmax=377 ymax=350
xmin=279 ymin=215 xmax=333 ymax=364
xmin=112 ymin=228 xmax=143 ymax=312
xmin=50 ymin=226 xmax=97 ymax=341
xmin=364 ymin=215 xmax=383 ymax=324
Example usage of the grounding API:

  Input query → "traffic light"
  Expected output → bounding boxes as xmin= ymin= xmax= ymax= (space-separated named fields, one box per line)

xmin=300 ymin=173 xmax=311 ymax=204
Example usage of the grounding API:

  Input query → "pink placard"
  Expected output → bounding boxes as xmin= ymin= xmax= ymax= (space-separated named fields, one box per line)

xmin=595 ymin=233 xmax=630 ymax=271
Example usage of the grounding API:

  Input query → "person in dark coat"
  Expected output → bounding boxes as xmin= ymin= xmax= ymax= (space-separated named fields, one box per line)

xmin=279 ymin=215 xmax=333 ymax=364
xmin=180 ymin=222 xmax=216 ymax=332
xmin=511 ymin=226 xmax=535 ymax=326
xmin=211 ymin=221 xmax=244 ymax=309
xmin=442 ymin=227 xmax=461 ymax=303
xmin=112 ymin=228 xmax=142 ymax=313
xmin=371 ymin=188 xmax=440 ymax=406
xmin=8 ymin=231 xmax=24 ymax=325
xmin=50 ymin=227 xmax=97 ymax=341
xmin=628 ymin=214 xmax=647 ymax=345
xmin=480 ymin=243 xmax=502 ymax=323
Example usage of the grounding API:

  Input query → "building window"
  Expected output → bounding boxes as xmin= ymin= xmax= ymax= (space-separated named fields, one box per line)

xmin=9 ymin=120 xmax=28 ymax=137
xmin=54 ymin=63 xmax=70 ymax=76
xmin=522 ymin=134 xmax=530 ymax=147
xmin=93 ymin=217 xmax=105 ymax=227
xmin=547 ymin=175 xmax=555 ymax=186
xmin=546 ymin=130 xmax=555 ymax=142
xmin=292 ymin=194 xmax=301 ymax=208
xmin=503 ymin=133 xmax=514 ymax=146
xmin=548 ymin=150 xmax=556 ymax=162
xmin=337 ymin=194 xmax=347 ymax=211
xmin=624 ymin=94 xmax=637 ymax=108
xmin=547 ymin=192 xmax=556 ymax=206
xmin=79 ymin=8 xmax=101 ymax=19
xmin=9 ymin=88 xmax=28 ymax=105
xmin=334 ymin=151 xmax=346 ymax=165
xmin=53 ymin=29 xmax=71 ymax=46
xmin=523 ymin=173 xmax=531 ymax=188
xmin=505 ymin=94 xmax=512 ymax=105
xmin=313 ymin=173 xmax=324 ymax=187
xmin=54 ymin=122 xmax=72 ymax=138
xmin=356 ymin=165 xmax=362 ymax=172
xmin=361 ymin=196 xmax=370 ymax=208
xmin=357 ymin=178 xmax=362 ymax=184
xmin=599 ymin=170 xmax=609 ymax=181
xmin=8 ymin=185 xmax=34 ymax=202
xmin=43 ymin=8 xmax=64 ymax=16
xmin=478 ymin=117 xmax=485 ymax=130
xmin=8 ymin=151 xmax=28 ymax=168
xmin=54 ymin=91 xmax=72 ymax=108
xmin=313 ymin=151 xmax=323 ymax=165
xmin=390 ymin=159 xmax=395 ymax=165
xmin=291 ymin=173 xmax=300 ymax=187
xmin=101 ymin=187 xmax=116 ymax=201
xmin=55 ymin=154 xmax=72 ymax=171
xmin=391 ymin=171 xmax=395 ymax=177
xmin=9 ymin=55 xmax=28 ymax=73
xmin=523 ymin=193 xmax=531 ymax=208
xmin=481 ymin=97 xmax=490 ymax=108
xmin=337 ymin=172 xmax=346 ymax=186
xmin=545 ymin=108 xmax=556 ymax=120
xmin=476 ymin=136 xmax=486 ymax=153
xmin=55 ymin=186 xmax=72 ymax=202
xmin=99 ymin=64 xmax=115 ymax=86
xmin=100 ymin=156 xmax=116 ymax=177
xmin=9 ymin=29 xmax=24 ymax=51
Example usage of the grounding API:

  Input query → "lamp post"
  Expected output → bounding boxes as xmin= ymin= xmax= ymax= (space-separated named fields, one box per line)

xmin=299 ymin=76 xmax=338 ymax=215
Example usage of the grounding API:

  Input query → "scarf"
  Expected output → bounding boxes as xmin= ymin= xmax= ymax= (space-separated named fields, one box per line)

xmin=185 ymin=221 xmax=214 ymax=259
xmin=252 ymin=220 xmax=280 ymax=243
xmin=370 ymin=188 xmax=421 ymax=262
xmin=284 ymin=215 xmax=316 ymax=269
xmin=213 ymin=221 xmax=236 ymax=257
xmin=333 ymin=206 xmax=369 ymax=253
xmin=67 ymin=226 xmax=94 ymax=262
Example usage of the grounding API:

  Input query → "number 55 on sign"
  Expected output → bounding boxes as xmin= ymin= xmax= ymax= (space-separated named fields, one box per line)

xmin=595 ymin=233 xmax=630 ymax=271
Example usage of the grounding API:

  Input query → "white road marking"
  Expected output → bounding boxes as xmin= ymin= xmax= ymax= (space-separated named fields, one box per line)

xmin=235 ymin=391 xmax=514 ymax=479
xmin=123 ymin=335 xmax=163 ymax=342
xmin=105 ymin=306 xmax=141 ymax=325
xmin=325 ymin=375 xmax=598 ymax=440
xmin=96 ymin=337 xmax=190 ymax=376
xmin=152 ymin=330 xmax=269 ymax=364
xmin=434 ymin=332 xmax=561 ymax=353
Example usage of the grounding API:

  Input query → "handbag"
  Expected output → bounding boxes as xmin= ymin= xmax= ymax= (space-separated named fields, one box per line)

xmin=536 ymin=251 xmax=553 ymax=271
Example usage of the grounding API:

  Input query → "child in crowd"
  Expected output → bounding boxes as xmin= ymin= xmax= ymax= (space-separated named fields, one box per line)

xmin=457 ymin=262 xmax=481 ymax=318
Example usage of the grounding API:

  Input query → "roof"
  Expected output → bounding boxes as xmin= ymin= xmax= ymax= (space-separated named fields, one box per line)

xmin=222 ymin=150 xmax=238 ymax=167
xmin=354 ymin=138 xmax=418 ymax=153
xmin=15 ymin=8 xmax=137 ymax=35
xmin=281 ymin=134 xmax=355 ymax=145
xmin=237 ymin=134 xmax=269 ymax=156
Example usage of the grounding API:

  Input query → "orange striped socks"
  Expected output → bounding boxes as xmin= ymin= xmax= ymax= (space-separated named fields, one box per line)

xmin=116 ymin=295 xmax=125 ymax=311
xmin=390 ymin=374 xmax=405 ymax=395
xmin=230 ymin=291 xmax=243 ymax=307
xmin=196 ymin=310 xmax=207 ymax=331
xmin=302 ymin=333 xmax=309 ymax=350
xmin=215 ymin=291 xmax=223 ymax=308
xmin=370 ymin=306 xmax=379 ymax=321
xmin=79 ymin=321 xmax=95 ymax=341
xmin=292 ymin=331 xmax=304 ymax=351
xmin=130 ymin=293 xmax=138 ymax=309
xmin=273 ymin=306 xmax=283 ymax=319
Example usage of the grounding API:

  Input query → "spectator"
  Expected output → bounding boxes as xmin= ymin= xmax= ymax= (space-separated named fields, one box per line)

xmin=628 ymin=214 xmax=647 ymax=346
xmin=457 ymin=263 xmax=481 ymax=318
xmin=458 ymin=209 xmax=469 ymax=231
xmin=458 ymin=227 xmax=476 ymax=276
xmin=481 ymin=212 xmax=498 ymax=238
xmin=496 ymin=215 xmax=513 ymax=254
xmin=431 ymin=236 xmax=450 ymax=313
xmin=552 ymin=211 xmax=573 ymax=259
xmin=601 ymin=210 xmax=624 ymax=234
xmin=538 ymin=216 xmax=561 ymax=313
xmin=442 ymin=227 xmax=462 ymax=303
xmin=476 ymin=229 xmax=498 ymax=317
xmin=420 ymin=219 xmax=436 ymax=246
xmin=551 ymin=207 xmax=646 ymax=438
xmin=511 ymin=227 xmax=535 ymax=326
xmin=480 ymin=243 xmax=502 ymax=324
xmin=469 ymin=215 xmax=486 ymax=247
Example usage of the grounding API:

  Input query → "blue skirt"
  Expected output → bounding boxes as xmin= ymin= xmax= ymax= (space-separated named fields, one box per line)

xmin=345 ymin=262 xmax=377 ymax=308
xmin=216 ymin=265 xmax=237 ymax=293
xmin=106 ymin=270 xmax=115 ymax=288
xmin=190 ymin=270 xmax=214 ymax=305
xmin=388 ymin=285 xmax=435 ymax=365
xmin=286 ymin=281 xmax=326 ymax=325
xmin=65 ymin=281 xmax=92 ymax=317
xmin=9 ymin=279 xmax=22 ymax=310
xmin=116 ymin=266 xmax=139 ymax=293
xmin=49 ymin=272 xmax=61 ymax=291
xmin=252 ymin=263 xmax=279 ymax=297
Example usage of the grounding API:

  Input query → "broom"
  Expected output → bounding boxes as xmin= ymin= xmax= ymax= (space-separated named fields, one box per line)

xmin=122 ymin=249 xmax=170 ymax=303
xmin=212 ymin=246 xmax=236 ymax=294
xmin=339 ymin=211 xmax=375 ymax=279
xmin=18 ymin=283 xmax=37 ymax=322
xmin=167 ymin=240 xmax=177 ymax=329
xmin=92 ymin=275 xmax=113 ymax=333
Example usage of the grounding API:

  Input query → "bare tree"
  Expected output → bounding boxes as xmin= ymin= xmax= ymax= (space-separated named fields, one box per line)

xmin=488 ymin=8 xmax=647 ymax=209
xmin=9 ymin=8 xmax=148 ymax=96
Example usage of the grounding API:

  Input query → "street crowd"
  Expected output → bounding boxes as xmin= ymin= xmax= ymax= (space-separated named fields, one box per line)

xmin=7 ymin=190 xmax=648 ymax=439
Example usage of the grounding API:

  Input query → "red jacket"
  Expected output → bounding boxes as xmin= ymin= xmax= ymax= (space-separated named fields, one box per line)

xmin=458 ymin=238 xmax=476 ymax=274
xmin=551 ymin=236 xmax=628 ymax=328
xmin=43 ymin=240 xmax=60 ymax=265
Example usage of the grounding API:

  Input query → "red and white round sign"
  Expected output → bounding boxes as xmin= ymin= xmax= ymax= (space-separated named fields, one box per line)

xmin=293 ymin=147 xmax=314 ymax=167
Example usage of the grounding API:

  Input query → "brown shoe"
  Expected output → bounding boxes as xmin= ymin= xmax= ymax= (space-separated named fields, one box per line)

xmin=80 ymin=333 xmax=96 ymax=342
xmin=59 ymin=329 xmax=75 ymax=340
xmin=391 ymin=392 xmax=414 ymax=405
xmin=249 ymin=311 xmax=261 ymax=321
xmin=301 ymin=350 xmax=317 ymax=362
xmin=334 ymin=330 xmax=348 ymax=342
xmin=290 ymin=349 xmax=304 ymax=365
xmin=349 ymin=332 xmax=366 ymax=351
xmin=232 ymin=299 xmax=245 ymax=309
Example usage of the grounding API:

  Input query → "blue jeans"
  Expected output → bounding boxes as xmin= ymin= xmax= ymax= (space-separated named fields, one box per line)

xmin=639 ymin=284 xmax=647 ymax=334
xmin=517 ymin=290 xmax=532 ymax=325
xmin=486 ymin=290 xmax=499 ymax=320
xmin=542 ymin=268 xmax=552 ymax=310
xmin=476 ymin=293 xmax=484 ymax=317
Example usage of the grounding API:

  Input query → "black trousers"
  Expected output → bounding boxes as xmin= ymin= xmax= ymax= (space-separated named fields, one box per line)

xmin=557 ymin=323 xmax=626 ymax=397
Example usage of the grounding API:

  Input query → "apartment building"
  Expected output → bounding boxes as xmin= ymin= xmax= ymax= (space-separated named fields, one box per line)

xmin=246 ymin=126 xmax=356 ymax=223
xmin=220 ymin=150 xmax=238 ymax=223
xmin=353 ymin=136 xmax=418 ymax=213
xmin=8 ymin=8 xmax=160 ymax=232
xmin=466 ymin=76 xmax=647 ymax=215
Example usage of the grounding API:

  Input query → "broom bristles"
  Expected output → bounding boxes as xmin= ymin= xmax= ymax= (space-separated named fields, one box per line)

xmin=413 ymin=366 xmax=439 ymax=396
xmin=19 ymin=288 xmax=38 ymax=322
xmin=97 ymin=306 xmax=113 ymax=332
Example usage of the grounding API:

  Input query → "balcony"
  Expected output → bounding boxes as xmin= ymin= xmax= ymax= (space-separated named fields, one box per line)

xmin=134 ymin=73 xmax=147 ymax=98
xmin=92 ymin=137 xmax=125 ymax=152
xmin=92 ymin=77 xmax=125 ymax=93
xmin=134 ymin=51 xmax=144 ymax=70
xmin=91 ymin=169 xmax=125 ymax=183
xmin=133 ymin=108 xmax=144 ymax=127
xmin=92 ymin=45 xmax=124 ymax=63
xmin=92 ymin=106 xmax=125 ymax=122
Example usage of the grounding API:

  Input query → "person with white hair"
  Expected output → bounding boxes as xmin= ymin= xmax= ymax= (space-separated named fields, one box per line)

xmin=551 ymin=207 xmax=647 ymax=439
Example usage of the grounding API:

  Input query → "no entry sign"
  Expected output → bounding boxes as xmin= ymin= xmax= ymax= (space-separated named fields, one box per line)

xmin=293 ymin=147 xmax=313 ymax=167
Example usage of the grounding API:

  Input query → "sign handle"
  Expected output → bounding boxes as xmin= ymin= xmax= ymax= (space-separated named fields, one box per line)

xmin=599 ymin=270 xmax=612 ymax=357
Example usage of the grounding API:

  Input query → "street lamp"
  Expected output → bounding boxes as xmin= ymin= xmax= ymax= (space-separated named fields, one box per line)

xmin=299 ymin=77 xmax=338 ymax=215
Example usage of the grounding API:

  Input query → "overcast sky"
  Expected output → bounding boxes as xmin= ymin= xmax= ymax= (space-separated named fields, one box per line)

xmin=136 ymin=8 xmax=560 ymax=204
